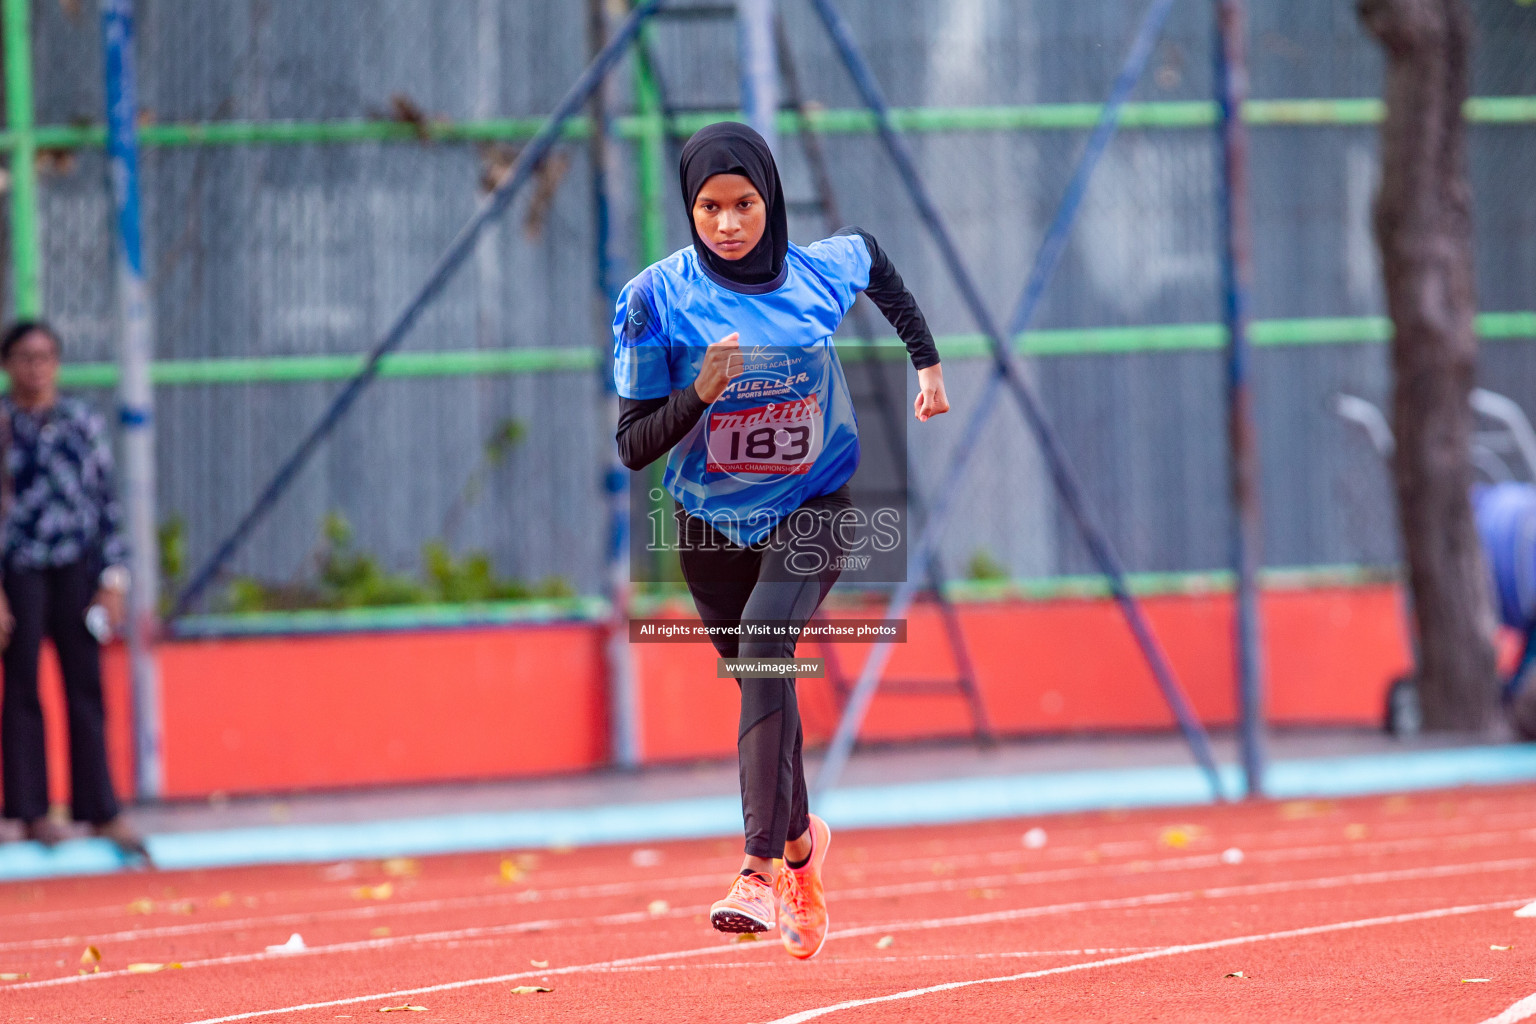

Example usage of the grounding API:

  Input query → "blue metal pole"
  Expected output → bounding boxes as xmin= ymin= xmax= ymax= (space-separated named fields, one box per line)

xmin=168 ymin=0 xmax=665 ymax=620
xmin=102 ymin=0 xmax=163 ymax=799
xmin=808 ymin=0 xmax=1223 ymax=799
xmin=738 ymin=0 xmax=779 ymax=154
xmin=588 ymin=0 xmax=641 ymax=769
xmin=1215 ymin=0 xmax=1266 ymax=796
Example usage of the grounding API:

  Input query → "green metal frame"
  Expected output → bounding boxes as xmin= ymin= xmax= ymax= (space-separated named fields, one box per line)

xmin=28 ymin=311 xmax=1534 ymax=391
xmin=3 ymin=0 xmax=39 ymax=316
xmin=631 ymin=22 xmax=669 ymax=267
xmin=172 ymin=562 xmax=1398 ymax=638
xmin=2 ymin=96 xmax=1533 ymax=154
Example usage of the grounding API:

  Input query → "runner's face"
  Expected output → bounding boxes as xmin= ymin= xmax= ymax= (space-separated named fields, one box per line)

xmin=691 ymin=173 xmax=766 ymax=261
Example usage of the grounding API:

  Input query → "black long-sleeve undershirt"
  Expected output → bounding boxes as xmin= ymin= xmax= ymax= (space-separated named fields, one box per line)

xmin=616 ymin=228 xmax=937 ymax=471
xmin=616 ymin=385 xmax=707 ymax=472
xmin=833 ymin=226 xmax=939 ymax=371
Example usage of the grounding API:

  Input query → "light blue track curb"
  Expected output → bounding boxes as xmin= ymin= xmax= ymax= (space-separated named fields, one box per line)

xmin=4 ymin=744 xmax=1536 ymax=882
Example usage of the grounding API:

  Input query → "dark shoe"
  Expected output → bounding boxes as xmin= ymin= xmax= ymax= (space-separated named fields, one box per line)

xmin=92 ymin=817 xmax=152 ymax=863
xmin=23 ymin=818 xmax=69 ymax=847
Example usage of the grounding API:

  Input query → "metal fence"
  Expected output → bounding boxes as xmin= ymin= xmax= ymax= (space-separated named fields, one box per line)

xmin=3 ymin=0 xmax=1534 ymax=614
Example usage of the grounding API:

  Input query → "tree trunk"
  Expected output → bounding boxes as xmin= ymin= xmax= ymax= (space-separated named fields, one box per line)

xmin=1359 ymin=0 xmax=1497 ymax=731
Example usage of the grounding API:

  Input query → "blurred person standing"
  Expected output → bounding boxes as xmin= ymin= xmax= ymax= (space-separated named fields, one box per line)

xmin=0 ymin=320 xmax=145 ymax=857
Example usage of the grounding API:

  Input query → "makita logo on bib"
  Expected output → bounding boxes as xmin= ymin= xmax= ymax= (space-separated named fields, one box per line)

xmin=709 ymin=394 xmax=820 ymax=431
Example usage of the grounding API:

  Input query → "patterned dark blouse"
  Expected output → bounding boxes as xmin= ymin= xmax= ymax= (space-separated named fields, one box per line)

xmin=1 ymin=396 xmax=128 ymax=572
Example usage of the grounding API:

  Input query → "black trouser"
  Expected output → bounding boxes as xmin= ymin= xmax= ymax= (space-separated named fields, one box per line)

xmin=677 ymin=485 xmax=851 ymax=860
xmin=1 ymin=559 xmax=119 ymax=824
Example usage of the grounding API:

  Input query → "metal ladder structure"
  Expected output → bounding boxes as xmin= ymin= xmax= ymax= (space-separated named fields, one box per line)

xmin=639 ymin=2 xmax=994 ymax=743
xmin=773 ymin=14 xmax=993 ymax=743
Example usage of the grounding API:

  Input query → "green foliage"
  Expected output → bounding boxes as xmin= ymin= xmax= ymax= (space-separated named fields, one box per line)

xmin=442 ymin=417 xmax=528 ymax=545
xmin=223 ymin=510 xmax=571 ymax=612
xmin=157 ymin=516 xmax=188 ymax=617
xmin=314 ymin=512 xmax=430 ymax=608
xmin=966 ymin=550 xmax=1009 ymax=582
xmin=158 ymin=516 xmax=186 ymax=584
xmin=483 ymin=418 xmax=526 ymax=462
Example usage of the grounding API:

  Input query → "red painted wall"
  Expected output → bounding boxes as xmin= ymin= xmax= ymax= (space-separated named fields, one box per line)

xmin=154 ymin=625 xmax=607 ymax=798
xmin=635 ymin=585 xmax=1417 ymax=762
xmin=29 ymin=586 xmax=1417 ymax=800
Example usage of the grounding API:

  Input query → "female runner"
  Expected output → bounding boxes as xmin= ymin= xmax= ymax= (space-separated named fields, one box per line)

xmin=613 ymin=122 xmax=948 ymax=959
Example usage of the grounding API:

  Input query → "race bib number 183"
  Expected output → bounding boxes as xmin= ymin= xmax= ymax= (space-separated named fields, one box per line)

xmin=706 ymin=394 xmax=822 ymax=475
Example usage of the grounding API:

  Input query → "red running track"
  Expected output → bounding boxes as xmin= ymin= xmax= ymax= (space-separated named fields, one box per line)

xmin=7 ymin=785 xmax=1536 ymax=1023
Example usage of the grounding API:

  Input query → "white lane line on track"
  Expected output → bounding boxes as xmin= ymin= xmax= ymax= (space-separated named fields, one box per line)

xmin=591 ymin=948 xmax=1165 ymax=971
xmin=11 ymin=803 xmax=1536 ymax=935
xmin=174 ymin=941 xmax=771 ymax=1024
xmin=10 ymin=797 xmax=1536 ymax=937
xmin=169 ymin=892 xmax=1533 ymax=1024
xmin=1479 ymin=991 xmax=1536 ymax=1024
xmin=830 ymin=856 xmax=1536 ymax=940
xmin=764 ymin=898 xmax=1531 ymax=1024
xmin=0 ymin=877 xmax=720 ymax=954
xmin=833 ymin=828 xmax=1536 ymax=903
xmin=0 ymin=904 xmax=722 ymax=991
xmin=8 ymin=852 xmax=1533 ymax=993
xmin=9 ymin=825 xmax=1535 ymax=954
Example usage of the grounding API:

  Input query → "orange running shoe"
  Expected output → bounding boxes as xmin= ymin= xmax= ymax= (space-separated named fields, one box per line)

xmin=710 ymin=871 xmax=776 ymax=933
xmin=775 ymin=813 xmax=831 ymax=959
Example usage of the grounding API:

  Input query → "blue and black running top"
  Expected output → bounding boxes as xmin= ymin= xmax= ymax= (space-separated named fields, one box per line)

xmin=613 ymin=227 xmax=940 ymax=548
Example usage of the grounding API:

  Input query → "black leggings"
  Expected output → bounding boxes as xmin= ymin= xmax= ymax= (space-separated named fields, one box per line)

xmin=677 ymin=485 xmax=852 ymax=860
xmin=1 ymin=558 xmax=120 ymax=824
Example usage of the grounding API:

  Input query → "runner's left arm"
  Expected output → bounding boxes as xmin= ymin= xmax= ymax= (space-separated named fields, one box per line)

xmin=835 ymin=226 xmax=940 ymax=370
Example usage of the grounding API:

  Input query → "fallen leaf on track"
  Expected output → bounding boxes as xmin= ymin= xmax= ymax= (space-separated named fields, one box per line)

xmin=530 ymin=959 xmax=550 ymax=967
xmin=352 ymin=883 xmax=394 ymax=901
xmin=371 ymin=927 xmax=391 ymax=938
xmin=499 ymin=859 xmax=525 ymax=884
xmin=876 ymin=935 xmax=894 ymax=949
xmin=1225 ymin=971 xmax=1246 ymax=979
xmin=1462 ymin=979 xmax=1492 ymax=984
xmin=1157 ymin=825 xmax=1206 ymax=849
xmin=510 ymin=986 xmax=553 ymax=995
xmin=377 ymin=1006 xmax=429 ymax=1012
xmin=126 ymin=898 xmax=154 ymax=915
xmin=733 ymin=934 xmax=758 ymax=943
xmin=1279 ymin=800 xmax=1335 ymax=821
xmin=1492 ymin=945 xmax=1514 ymax=951
xmin=127 ymin=962 xmax=183 ymax=973
xmin=80 ymin=946 xmax=101 ymax=964
xmin=0 ymin=973 xmax=30 ymax=981
xmin=210 ymin=892 xmax=234 ymax=908
xmin=647 ymin=899 xmax=670 ymax=916
xmin=1343 ymin=823 xmax=1368 ymax=840
xmin=382 ymin=858 xmax=419 ymax=878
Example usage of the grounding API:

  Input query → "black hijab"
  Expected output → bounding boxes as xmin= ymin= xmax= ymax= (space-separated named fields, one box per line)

xmin=678 ymin=122 xmax=788 ymax=288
